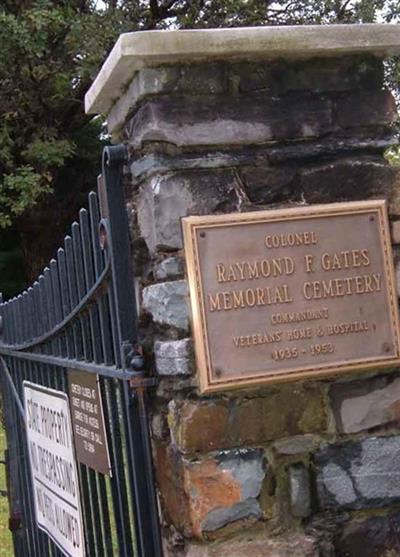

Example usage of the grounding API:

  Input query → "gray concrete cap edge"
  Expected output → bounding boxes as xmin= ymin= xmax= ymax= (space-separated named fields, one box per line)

xmin=85 ymin=24 xmax=400 ymax=115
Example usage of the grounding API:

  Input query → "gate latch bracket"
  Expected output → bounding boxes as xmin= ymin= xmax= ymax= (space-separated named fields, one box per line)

xmin=128 ymin=375 xmax=158 ymax=390
xmin=122 ymin=341 xmax=158 ymax=390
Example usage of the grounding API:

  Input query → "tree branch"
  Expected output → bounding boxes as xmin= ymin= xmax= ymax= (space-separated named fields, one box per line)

xmin=161 ymin=0 xmax=180 ymax=11
xmin=336 ymin=0 xmax=352 ymax=21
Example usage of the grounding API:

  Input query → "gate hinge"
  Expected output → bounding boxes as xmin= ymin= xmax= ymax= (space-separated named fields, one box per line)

xmin=129 ymin=375 xmax=158 ymax=390
xmin=122 ymin=341 xmax=158 ymax=389
xmin=122 ymin=340 xmax=145 ymax=372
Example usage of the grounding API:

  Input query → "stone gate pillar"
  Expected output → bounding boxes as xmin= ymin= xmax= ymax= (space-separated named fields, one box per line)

xmin=86 ymin=25 xmax=400 ymax=556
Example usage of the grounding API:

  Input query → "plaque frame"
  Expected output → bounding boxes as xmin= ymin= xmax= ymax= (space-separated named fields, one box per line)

xmin=182 ymin=200 xmax=400 ymax=393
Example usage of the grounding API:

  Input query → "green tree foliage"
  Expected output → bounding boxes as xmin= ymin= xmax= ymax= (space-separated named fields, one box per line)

xmin=0 ymin=1 xmax=399 ymax=286
xmin=0 ymin=1 xmax=127 ymax=280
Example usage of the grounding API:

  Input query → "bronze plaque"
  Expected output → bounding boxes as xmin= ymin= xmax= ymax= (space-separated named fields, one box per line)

xmin=68 ymin=371 xmax=112 ymax=475
xmin=182 ymin=200 xmax=400 ymax=393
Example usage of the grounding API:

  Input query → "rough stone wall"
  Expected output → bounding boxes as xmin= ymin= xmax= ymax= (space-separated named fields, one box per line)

xmin=122 ymin=55 xmax=400 ymax=556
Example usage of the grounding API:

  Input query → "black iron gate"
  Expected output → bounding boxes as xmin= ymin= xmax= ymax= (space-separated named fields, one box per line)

xmin=0 ymin=146 xmax=162 ymax=557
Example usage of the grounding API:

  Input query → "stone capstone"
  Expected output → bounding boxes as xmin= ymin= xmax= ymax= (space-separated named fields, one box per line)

xmin=154 ymin=338 xmax=193 ymax=376
xmin=142 ymin=280 xmax=189 ymax=330
xmin=86 ymin=25 xmax=400 ymax=116
xmin=329 ymin=373 xmax=400 ymax=433
xmin=315 ymin=436 xmax=400 ymax=510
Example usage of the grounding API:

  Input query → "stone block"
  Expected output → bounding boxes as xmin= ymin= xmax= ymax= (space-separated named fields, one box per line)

xmin=336 ymin=89 xmax=397 ymax=130
xmin=151 ymin=413 xmax=168 ymax=441
xmin=156 ymin=446 xmax=191 ymax=535
xmin=234 ymin=56 xmax=383 ymax=95
xmin=267 ymin=136 xmax=395 ymax=165
xmin=389 ymin=166 xmax=400 ymax=217
xmin=130 ymin=136 xmax=396 ymax=188
xmin=142 ymin=280 xmax=189 ymax=330
xmin=397 ymin=260 xmax=400 ymax=297
xmin=126 ymin=92 xmax=333 ymax=149
xmin=156 ymin=446 xmax=265 ymax=538
xmin=154 ymin=338 xmax=193 ymax=376
xmin=391 ymin=220 xmax=400 ymax=244
xmin=108 ymin=63 xmax=228 ymax=138
xmin=289 ymin=464 xmax=311 ymax=518
xmin=335 ymin=512 xmax=400 ymax=557
xmin=155 ymin=256 xmax=184 ymax=280
xmin=238 ymin=165 xmax=297 ymax=204
xmin=176 ymin=63 xmax=227 ymax=95
xmin=169 ymin=400 xmax=230 ymax=454
xmin=186 ymin=533 xmax=319 ymax=557
xmin=240 ymin=156 xmax=396 ymax=207
xmin=156 ymin=376 xmax=198 ymax=400
xmin=170 ymin=385 xmax=327 ymax=454
xmin=108 ymin=66 xmax=180 ymax=136
xmin=298 ymin=156 xmax=395 ymax=204
xmin=273 ymin=434 xmax=320 ymax=456
xmin=329 ymin=373 xmax=400 ymax=433
xmin=315 ymin=436 xmax=400 ymax=510
xmin=192 ymin=450 xmax=265 ymax=534
xmin=234 ymin=385 xmax=327 ymax=446
xmin=137 ymin=170 xmax=238 ymax=253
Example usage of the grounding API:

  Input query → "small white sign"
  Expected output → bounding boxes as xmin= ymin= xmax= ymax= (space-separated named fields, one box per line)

xmin=23 ymin=381 xmax=85 ymax=557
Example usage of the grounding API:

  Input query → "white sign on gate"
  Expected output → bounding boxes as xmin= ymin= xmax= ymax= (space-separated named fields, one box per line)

xmin=23 ymin=381 xmax=85 ymax=557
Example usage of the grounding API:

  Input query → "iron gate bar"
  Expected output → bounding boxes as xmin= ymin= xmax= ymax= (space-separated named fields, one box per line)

xmin=0 ymin=348 xmax=142 ymax=379
xmin=0 ymin=261 xmax=111 ymax=352
xmin=0 ymin=358 xmax=26 ymax=423
xmin=0 ymin=144 xmax=163 ymax=557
